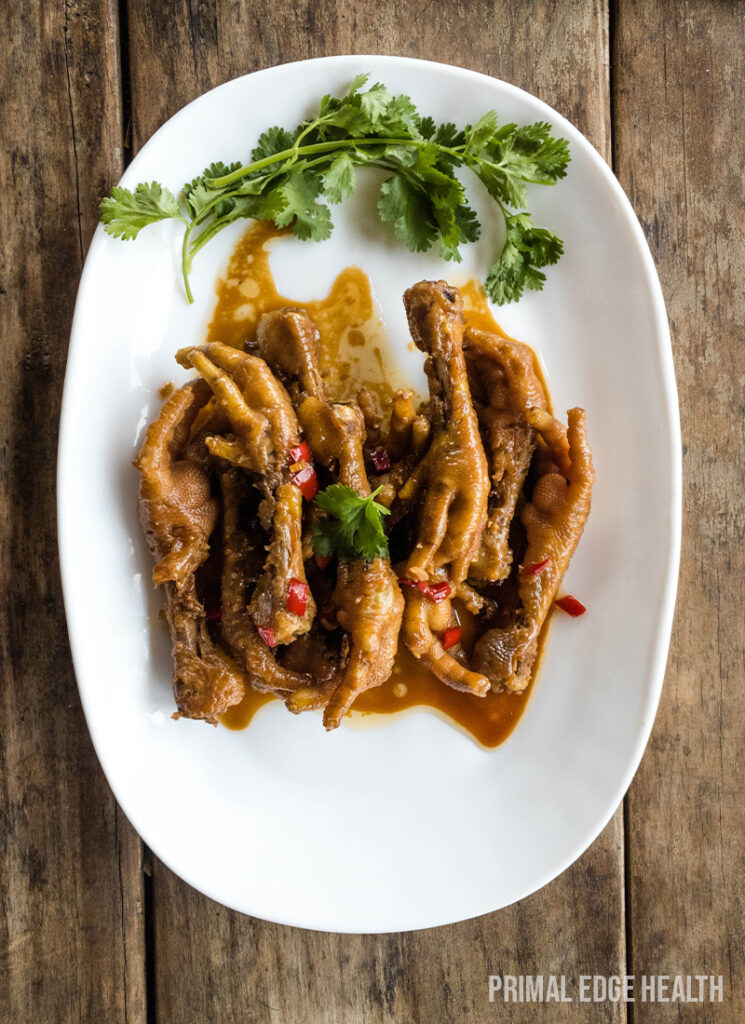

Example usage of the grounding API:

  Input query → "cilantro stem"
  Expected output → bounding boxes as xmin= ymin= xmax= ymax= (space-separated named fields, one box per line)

xmin=208 ymin=137 xmax=462 ymax=188
xmin=181 ymin=222 xmax=194 ymax=304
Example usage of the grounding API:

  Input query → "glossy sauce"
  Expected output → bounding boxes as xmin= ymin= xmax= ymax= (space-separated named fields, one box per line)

xmin=215 ymin=222 xmax=548 ymax=747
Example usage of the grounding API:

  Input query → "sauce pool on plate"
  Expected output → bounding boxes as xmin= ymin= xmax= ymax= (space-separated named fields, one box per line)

xmin=211 ymin=221 xmax=547 ymax=748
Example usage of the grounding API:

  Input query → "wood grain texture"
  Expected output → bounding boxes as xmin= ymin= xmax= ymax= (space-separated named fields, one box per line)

xmin=123 ymin=3 xmax=625 ymax=1021
xmin=614 ymin=1 xmax=745 ymax=1020
xmin=0 ymin=1 xmax=145 ymax=1021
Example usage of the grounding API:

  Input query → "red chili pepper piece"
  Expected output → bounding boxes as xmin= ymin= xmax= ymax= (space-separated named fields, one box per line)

xmin=419 ymin=581 xmax=452 ymax=602
xmin=554 ymin=594 xmax=587 ymax=617
xmin=442 ymin=625 xmax=462 ymax=650
xmin=520 ymin=556 xmax=551 ymax=576
xmin=257 ymin=625 xmax=277 ymax=647
xmin=315 ymin=554 xmax=331 ymax=570
xmin=398 ymin=579 xmax=452 ymax=602
xmin=292 ymin=465 xmax=319 ymax=501
xmin=370 ymin=446 xmax=392 ymax=473
xmin=289 ymin=441 xmax=312 ymax=464
xmin=286 ymin=577 xmax=309 ymax=616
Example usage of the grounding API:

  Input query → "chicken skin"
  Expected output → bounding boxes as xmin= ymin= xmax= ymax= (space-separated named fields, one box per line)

xmin=134 ymin=381 xmax=246 ymax=721
xmin=463 ymin=326 xmax=548 ymax=583
xmin=472 ymin=407 xmax=594 ymax=691
xmin=177 ymin=342 xmax=315 ymax=646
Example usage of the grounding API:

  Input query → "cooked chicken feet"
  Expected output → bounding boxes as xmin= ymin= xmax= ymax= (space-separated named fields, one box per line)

xmin=257 ymin=307 xmax=404 ymax=728
xmin=463 ymin=326 xmax=548 ymax=583
xmin=402 ymin=585 xmax=490 ymax=697
xmin=219 ymin=468 xmax=312 ymax=694
xmin=178 ymin=342 xmax=315 ymax=645
xmin=134 ymin=381 xmax=246 ymax=721
xmin=472 ymin=408 xmax=594 ymax=691
xmin=396 ymin=283 xmax=491 ymax=697
xmin=399 ymin=281 xmax=489 ymax=583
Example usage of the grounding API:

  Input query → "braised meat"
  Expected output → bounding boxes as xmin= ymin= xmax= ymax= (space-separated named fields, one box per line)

xmin=463 ymin=326 xmax=548 ymax=583
xmin=136 ymin=275 xmax=593 ymax=737
xmin=258 ymin=307 xmax=404 ymax=729
xmin=367 ymin=388 xmax=432 ymax=510
xmin=398 ymin=281 xmax=489 ymax=583
xmin=401 ymin=584 xmax=490 ymax=697
xmin=219 ymin=467 xmax=312 ymax=694
xmin=472 ymin=407 xmax=594 ymax=691
xmin=396 ymin=282 xmax=491 ymax=696
xmin=255 ymin=308 xmax=325 ymax=402
xmin=177 ymin=342 xmax=315 ymax=646
xmin=134 ymin=381 xmax=246 ymax=721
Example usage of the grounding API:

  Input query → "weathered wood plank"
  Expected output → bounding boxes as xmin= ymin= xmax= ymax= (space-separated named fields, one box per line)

xmin=0 ymin=2 xmax=145 ymax=1020
xmin=125 ymin=2 xmax=624 ymax=1021
xmin=614 ymin=0 xmax=745 ymax=1020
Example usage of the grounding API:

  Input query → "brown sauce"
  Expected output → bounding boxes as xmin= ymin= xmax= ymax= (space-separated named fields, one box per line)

xmin=208 ymin=221 xmax=411 ymax=410
xmin=214 ymin=222 xmax=548 ymax=747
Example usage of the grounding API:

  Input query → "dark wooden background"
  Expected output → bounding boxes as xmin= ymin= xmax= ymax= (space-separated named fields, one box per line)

xmin=1 ymin=1 xmax=743 ymax=1021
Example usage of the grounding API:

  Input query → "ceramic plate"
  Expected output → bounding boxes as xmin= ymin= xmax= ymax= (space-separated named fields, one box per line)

xmin=58 ymin=55 xmax=680 ymax=932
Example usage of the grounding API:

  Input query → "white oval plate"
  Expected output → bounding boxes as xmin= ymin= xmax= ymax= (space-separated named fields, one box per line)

xmin=58 ymin=55 xmax=680 ymax=933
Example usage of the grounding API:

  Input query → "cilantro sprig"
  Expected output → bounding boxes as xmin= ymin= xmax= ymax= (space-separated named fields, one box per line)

xmin=100 ymin=75 xmax=570 ymax=305
xmin=312 ymin=483 xmax=390 ymax=562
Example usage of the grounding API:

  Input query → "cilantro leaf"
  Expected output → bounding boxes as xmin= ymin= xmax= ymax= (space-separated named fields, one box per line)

xmin=100 ymin=182 xmax=182 ymax=240
xmin=378 ymin=175 xmax=438 ymax=253
xmin=323 ymin=152 xmax=356 ymax=204
xmin=359 ymin=82 xmax=392 ymax=125
xmin=485 ymin=213 xmax=564 ymax=304
xmin=272 ymin=172 xmax=333 ymax=241
xmin=312 ymin=484 xmax=390 ymax=562
xmin=464 ymin=110 xmax=499 ymax=155
xmin=251 ymin=126 xmax=297 ymax=163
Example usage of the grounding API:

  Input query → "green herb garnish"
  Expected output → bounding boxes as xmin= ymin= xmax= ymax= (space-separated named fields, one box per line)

xmin=312 ymin=483 xmax=390 ymax=562
xmin=100 ymin=75 xmax=570 ymax=305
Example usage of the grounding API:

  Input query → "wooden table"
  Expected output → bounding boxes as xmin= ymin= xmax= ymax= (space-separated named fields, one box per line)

xmin=1 ymin=1 xmax=742 ymax=1020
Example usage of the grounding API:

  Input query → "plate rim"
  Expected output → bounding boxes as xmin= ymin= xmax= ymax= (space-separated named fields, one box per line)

xmin=57 ymin=53 xmax=682 ymax=932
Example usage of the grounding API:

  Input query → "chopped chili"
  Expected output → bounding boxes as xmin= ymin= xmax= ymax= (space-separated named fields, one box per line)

xmin=554 ymin=594 xmax=587 ymax=617
xmin=292 ymin=465 xmax=319 ymax=501
xmin=286 ymin=577 xmax=309 ymax=617
xmin=289 ymin=441 xmax=312 ymax=464
xmin=257 ymin=625 xmax=277 ymax=647
xmin=520 ymin=557 xmax=551 ymax=576
xmin=370 ymin=446 xmax=392 ymax=473
xmin=442 ymin=625 xmax=462 ymax=650
xmin=315 ymin=554 xmax=331 ymax=570
xmin=399 ymin=578 xmax=452 ymax=602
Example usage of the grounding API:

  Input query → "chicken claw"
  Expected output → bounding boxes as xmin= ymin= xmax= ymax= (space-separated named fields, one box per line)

xmin=219 ymin=468 xmax=312 ymax=694
xmin=179 ymin=342 xmax=315 ymax=645
xmin=472 ymin=408 xmax=594 ymax=691
xmin=258 ymin=308 xmax=405 ymax=728
xmin=463 ymin=326 xmax=548 ymax=583
xmin=134 ymin=382 xmax=246 ymax=721
xmin=400 ymin=281 xmax=489 ymax=583
xmin=402 ymin=585 xmax=490 ymax=697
